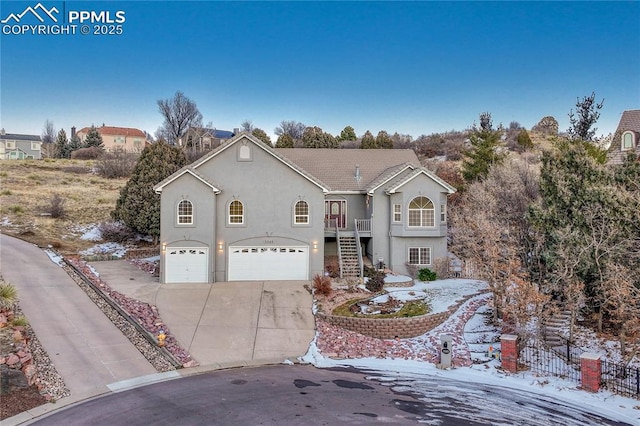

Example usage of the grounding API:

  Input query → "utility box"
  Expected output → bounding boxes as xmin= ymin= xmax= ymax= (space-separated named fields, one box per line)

xmin=438 ymin=334 xmax=453 ymax=369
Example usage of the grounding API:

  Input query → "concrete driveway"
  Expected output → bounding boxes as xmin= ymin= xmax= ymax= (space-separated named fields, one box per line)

xmin=90 ymin=261 xmax=315 ymax=366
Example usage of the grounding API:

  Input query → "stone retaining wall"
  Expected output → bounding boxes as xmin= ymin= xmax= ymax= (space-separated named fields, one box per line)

xmin=319 ymin=293 xmax=481 ymax=339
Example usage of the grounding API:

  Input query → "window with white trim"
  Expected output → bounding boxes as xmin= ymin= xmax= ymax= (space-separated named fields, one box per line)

xmin=408 ymin=247 xmax=431 ymax=265
xmin=622 ymin=131 xmax=635 ymax=151
xmin=393 ymin=204 xmax=402 ymax=222
xmin=6 ymin=141 xmax=15 ymax=149
xmin=294 ymin=200 xmax=309 ymax=224
xmin=408 ymin=196 xmax=434 ymax=227
xmin=229 ymin=200 xmax=244 ymax=224
xmin=440 ymin=204 xmax=446 ymax=223
xmin=31 ymin=142 xmax=41 ymax=150
xmin=177 ymin=200 xmax=193 ymax=224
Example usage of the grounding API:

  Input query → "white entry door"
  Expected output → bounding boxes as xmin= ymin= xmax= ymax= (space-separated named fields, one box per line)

xmin=228 ymin=246 xmax=308 ymax=281
xmin=165 ymin=247 xmax=209 ymax=283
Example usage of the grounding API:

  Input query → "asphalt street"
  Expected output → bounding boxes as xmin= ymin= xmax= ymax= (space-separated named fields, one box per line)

xmin=29 ymin=364 xmax=631 ymax=426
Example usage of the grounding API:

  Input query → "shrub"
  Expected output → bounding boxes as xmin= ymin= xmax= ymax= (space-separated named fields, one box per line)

xmin=10 ymin=316 xmax=28 ymax=327
xmin=7 ymin=205 xmax=24 ymax=214
xmin=71 ymin=146 xmax=103 ymax=160
xmin=325 ymin=256 xmax=340 ymax=278
xmin=0 ymin=281 xmax=18 ymax=311
xmin=95 ymin=151 xmax=138 ymax=178
xmin=365 ymin=270 xmax=385 ymax=292
xmin=63 ymin=166 xmax=91 ymax=174
xmin=404 ymin=262 xmax=419 ymax=279
xmin=98 ymin=221 xmax=136 ymax=243
xmin=47 ymin=194 xmax=66 ymax=218
xmin=1 ymin=190 xmax=12 ymax=195
xmin=418 ymin=268 xmax=437 ymax=282
xmin=313 ymin=274 xmax=332 ymax=296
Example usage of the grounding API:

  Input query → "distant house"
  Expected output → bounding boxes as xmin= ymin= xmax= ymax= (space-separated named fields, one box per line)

xmin=76 ymin=125 xmax=147 ymax=152
xmin=154 ymin=132 xmax=455 ymax=284
xmin=179 ymin=127 xmax=236 ymax=150
xmin=0 ymin=129 xmax=42 ymax=160
xmin=607 ymin=110 xmax=640 ymax=165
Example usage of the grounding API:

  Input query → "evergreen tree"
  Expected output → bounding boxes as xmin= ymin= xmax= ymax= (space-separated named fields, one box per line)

xmin=111 ymin=141 xmax=188 ymax=243
xmin=376 ymin=130 xmax=394 ymax=149
xmin=461 ymin=113 xmax=505 ymax=182
xmin=54 ymin=129 xmax=70 ymax=159
xmin=251 ymin=128 xmax=271 ymax=145
xmin=84 ymin=125 xmax=105 ymax=149
xmin=359 ymin=130 xmax=376 ymax=149
xmin=568 ymin=92 xmax=604 ymax=142
xmin=275 ymin=133 xmax=294 ymax=148
xmin=338 ymin=125 xmax=357 ymax=141
xmin=516 ymin=129 xmax=533 ymax=151
xmin=302 ymin=126 xmax=338 ymax=148
xmin=68 ymin=134 xmax=83 ymax=153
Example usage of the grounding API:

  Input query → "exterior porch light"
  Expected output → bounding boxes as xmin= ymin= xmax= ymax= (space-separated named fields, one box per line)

xmin=218 ymin=242 xmax=224 ymax=251
xmin=161 ymin=243 xmax=167 ymax=252
xmin=313 ymin=241 xmax=318 ymax=250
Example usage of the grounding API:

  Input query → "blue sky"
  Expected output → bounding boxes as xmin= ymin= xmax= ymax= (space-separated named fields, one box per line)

xmin=1 ymin=1 xmax=638 ymax=141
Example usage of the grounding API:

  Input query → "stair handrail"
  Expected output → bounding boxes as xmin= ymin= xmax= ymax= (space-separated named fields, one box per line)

xmin=354 ymin=218 xmax=364 ymax=278
xmin=336 ymin=222 xmax=344 ymax=279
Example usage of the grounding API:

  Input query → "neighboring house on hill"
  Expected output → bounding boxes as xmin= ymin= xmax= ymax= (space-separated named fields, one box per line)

xmin=76 ymin=125 xmax=147 ymax=152
xmin=607 ymin=109 xmax=640 ymax=165
xmin=179 ymin=127 xmax=236 ymax=150
xmin=0 ymin=129 xmax=42 ymax=159
xmin=154 ymin=132 xmax=456 ymax=284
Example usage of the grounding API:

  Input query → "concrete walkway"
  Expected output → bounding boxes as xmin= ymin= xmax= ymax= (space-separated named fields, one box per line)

xmin=90 ymin=260 xmax=316 ymax=367
xmin=0 ymin=234 xmax=157 ymax=401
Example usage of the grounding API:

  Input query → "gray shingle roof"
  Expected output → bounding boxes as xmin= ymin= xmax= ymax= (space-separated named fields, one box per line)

xmin=0 ymin=133 xmax=41 ymax=142
xmin=275 ymin=148 xmax=421 ymax=192
xmin=607 ymin=110 xmax=640 ymax=165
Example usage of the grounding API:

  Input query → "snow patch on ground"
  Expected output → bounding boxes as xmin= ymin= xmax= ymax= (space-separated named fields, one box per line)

xmin=386 ymin=278 xmax=488 ymax=314
xmin=79 ymin=242 xmax=127 ymax=258
xmin=44 ymin=248 xmax=65 ymax=267
xmin=79 ymin=224 xmax=102 ymax=241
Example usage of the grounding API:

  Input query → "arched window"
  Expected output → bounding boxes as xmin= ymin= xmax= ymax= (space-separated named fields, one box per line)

xmin=294 ymin=200 xmax=309 ymax=224
xmin=622 ymin=131 xmax=635 ymax=150
xmin=229 ymin=200 xmax=244 ymax=224
xmin=408 ymin=196 xmax=434 ymax=227
xmin=177 ymin=200 xmax=193 ymax=224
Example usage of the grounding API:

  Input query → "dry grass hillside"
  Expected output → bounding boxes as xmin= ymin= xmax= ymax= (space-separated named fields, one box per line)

xmin=0 ymin=159 xmax=127 ymax=253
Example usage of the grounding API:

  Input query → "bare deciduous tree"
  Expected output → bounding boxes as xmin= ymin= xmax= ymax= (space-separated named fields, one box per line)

xmin=274 ymin=120 xmax=306 ymax=141
xmin=157 ymin=91 xmax=203 ymax=146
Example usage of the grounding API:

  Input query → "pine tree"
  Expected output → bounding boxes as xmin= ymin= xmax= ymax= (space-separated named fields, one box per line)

xmin=275 ymin=133 xmax=294 ymax=148
xmin=251 ymin=128 xmax=271 ymax=145
xmin=568 ymin=92 xmax=604 ymax=142
xmin=54 ymin=129 xmax=70 ymax=159
xmin=111 ymin=141 xmax=188 ymax=243
xmin=359 ymin=130 xmax=376 ymax=149
xmin=516 ymin=129 xmax=533 ymax=151
xmin=461 ymin=113 xmax=505 ymax=182
xmin=84 ymin=125 xmax=105 ymax=149
xmin=338 ymin=125 xmax=357 ymax=141
xmin=302 ymin=126 xmax=338 ymax=148
xmin=376 ymin=130 xmax=393 ymax=149
xmin=68 ymin=134 xmax=82 ymax=153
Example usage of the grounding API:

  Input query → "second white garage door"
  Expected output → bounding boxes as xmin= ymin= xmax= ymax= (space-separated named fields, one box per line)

xmin=228 ymin=246 xmax=308 ymax=281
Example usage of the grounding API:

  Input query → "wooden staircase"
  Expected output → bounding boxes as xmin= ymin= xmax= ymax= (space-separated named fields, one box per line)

xmin=337 ymin=234 xmax=360 ymax=278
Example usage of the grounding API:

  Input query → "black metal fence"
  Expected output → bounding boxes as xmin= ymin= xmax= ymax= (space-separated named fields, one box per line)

xmin=601 ymin=360 xmax=640 ymax=399
xmin=520 ymin=339 xmax=582 ymax=384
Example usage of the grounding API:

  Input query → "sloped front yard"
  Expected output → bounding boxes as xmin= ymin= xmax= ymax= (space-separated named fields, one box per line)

xmin=314 ymin=278 xmax=492 ymax=364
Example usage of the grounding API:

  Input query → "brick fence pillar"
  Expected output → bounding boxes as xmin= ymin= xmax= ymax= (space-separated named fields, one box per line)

xmin=580 ymin=352 xmax=601 ymax=393
xmin=500 ymin=334 xmax=518 ymax=373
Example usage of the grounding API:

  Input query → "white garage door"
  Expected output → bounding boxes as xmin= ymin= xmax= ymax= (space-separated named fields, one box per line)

xmin=228 ymin=246 xmax=308 ymax=281
xmin=165 ymin=247 xmax=209 ymax=283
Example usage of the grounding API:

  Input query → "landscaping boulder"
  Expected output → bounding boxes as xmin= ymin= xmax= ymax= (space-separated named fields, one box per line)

xmin=1 ymin=364 xmax=29 ymax=394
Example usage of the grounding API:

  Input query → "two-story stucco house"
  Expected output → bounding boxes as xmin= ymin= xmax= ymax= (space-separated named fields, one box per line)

xmin=154 ymin=133 xmax=455 ymax=283
xmin=0 ymin=129 xmax=42 ymax=160
xmin=76 ymin=125 xmax=147 ymax=152
xmin=607 ymin=109 xmax=640 ymax=165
